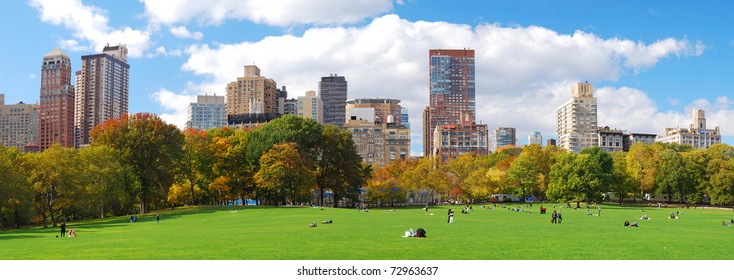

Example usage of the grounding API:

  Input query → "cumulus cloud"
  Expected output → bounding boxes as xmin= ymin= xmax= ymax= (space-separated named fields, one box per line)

xmin=59 ymin=39 xmax=91 ymax=52
xmin=147 ymin=46 xmax=184 ymax=58
xmin=29 ymin=0 xmax=152 ymax=58
xmin=169 ymin=26 xmax=203 ymax=40
xmin=150 ymin=88 xmax=196 ymax=128
xmin=165 ymin=14 xmax=707 ymax=154
xmin=141 ymin=0 xmax=393 ymax=26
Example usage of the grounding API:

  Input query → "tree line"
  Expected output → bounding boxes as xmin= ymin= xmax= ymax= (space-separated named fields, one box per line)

xmin=1 ymin=112 xmax=733 ymax=230
xmin=0 ymin=113 xmax=367 ymax=230
xmin=366 ymin=142 xmax=734 ymax=208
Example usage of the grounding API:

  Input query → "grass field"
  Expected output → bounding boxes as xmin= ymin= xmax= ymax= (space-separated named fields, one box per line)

xmin=1 ymin=203 xmax=733 ymax=260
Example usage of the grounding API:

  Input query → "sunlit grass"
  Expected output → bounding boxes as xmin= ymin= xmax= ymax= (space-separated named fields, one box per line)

xmin=1 ymin=203 xmax=733 ymax=260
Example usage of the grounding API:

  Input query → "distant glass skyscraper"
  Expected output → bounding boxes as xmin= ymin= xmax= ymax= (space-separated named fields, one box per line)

xmin=318 ymin=74 xmax=347 ymax=127
xmin=490 ymin=127 xmax=517 ymax=153
xmin=528 ymin=131 xmax=543 ymax=146
xmin=424 ymin=49 xmax=475 ymax=157
xmin=186 ymin=94 xmax=226 ymax=130
xmin=40 ymin=48 xmax=75 ymax=150
xmin=75 ymin=44 xmax=129 ymax=147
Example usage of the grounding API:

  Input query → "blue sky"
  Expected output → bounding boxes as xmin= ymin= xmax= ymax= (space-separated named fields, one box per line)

xmin=1 ymin=0 xmax=732 ymax=155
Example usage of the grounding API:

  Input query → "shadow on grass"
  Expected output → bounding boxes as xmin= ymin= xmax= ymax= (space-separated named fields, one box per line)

xmin=0 ymin=234 xmax=43 ymax=241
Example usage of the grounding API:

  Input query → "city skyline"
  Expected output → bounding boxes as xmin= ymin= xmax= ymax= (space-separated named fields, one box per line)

xmin=2 ymin=1 xmax=733 ymax=155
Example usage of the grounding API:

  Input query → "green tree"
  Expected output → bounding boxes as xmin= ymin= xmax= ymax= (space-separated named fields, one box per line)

xmin=548 ymin=148 xmax=611 ymax=207
xmin=0 ymin=146 xmax=30 ymax=230
xmin=609 ymin=152 xmax=636 ymax=204
xmin=28 ymin=144 xmax=82 ymax=227
xmin=505 ymin=144 xmax=550 ymax=200
xmin=708 ymin=158 xmax=734 ymax=206
xmin=91 ymin=113 xmax=184 ymax=213
xmin=79 ymin=145 xmax=127 ymax=218
xmin=683 ymin=150 xmax=709 ymax=204
xmin=654 ymin=149 xmax=691 ymax=203
xmin=316 ymin=125 xmax=367 ymax=207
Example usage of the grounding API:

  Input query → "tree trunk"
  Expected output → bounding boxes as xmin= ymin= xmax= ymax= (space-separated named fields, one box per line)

xmin=189 ymin=179 xmax=196 ymax=206
xmin=14 ymin=206 xmax=20 ymax=229
xmin=0 ymin=204 xmax=4 ymax=231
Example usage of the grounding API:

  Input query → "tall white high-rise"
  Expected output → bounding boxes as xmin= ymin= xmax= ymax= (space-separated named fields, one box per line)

xmin=557 ymin=82 xmax=598 ymax=152
xmin=186 ymin=94 xmax=226 ymax=130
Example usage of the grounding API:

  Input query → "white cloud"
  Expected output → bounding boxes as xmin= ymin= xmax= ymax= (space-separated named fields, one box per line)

xmin=28 ymin=74 xmax=37 ymax=79
xmin=169 ymin=26 xmax=203 ymax=40
xmin=30 ymin=0 xmax=152 ymax=58
xmin=147 ymin=46 xmax=184 ymax=58
xmin=159 ymin=14 xmax=704 ymax=153
xmin=141 ymin=0 xmax=393 ymax=26
xmin=59 ymin=39 xmax=91 ymax=52
xmin=150 ymin=88 xmax=196 ymax=128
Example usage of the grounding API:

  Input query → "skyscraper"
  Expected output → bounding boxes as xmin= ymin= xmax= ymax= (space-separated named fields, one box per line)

xmin=557 ymin=82 xmax=598 ymax=152
xmin=186 ymin=94 xmax=226 ymax=130
xmin=40 ymin=48 xmax=75 ymax=150
xmin=318 ymin=74 xmax=347 ymax=127
xmin=297 ymin=90 xmax=323 ymax=123
xmin=74 ymin=44 xmax=130 ymax=147
xmin=424 ymin=49 xmax=475 ymax=157
xmin=490 ymin=127 xmax=517 ymax=153
xmin=528 ymin=131 xmax=543 ymax=146
xmin=226 ymin=65 xmax=278 ymax=115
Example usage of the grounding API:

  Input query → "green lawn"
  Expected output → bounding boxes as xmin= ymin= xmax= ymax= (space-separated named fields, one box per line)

xmin=1 ymin=203 xmax=733 ymax=260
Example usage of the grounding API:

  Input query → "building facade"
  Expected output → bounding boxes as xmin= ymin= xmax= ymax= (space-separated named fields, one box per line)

xmin=40 ymin=48 xmax=75 ymax=150
xmin=319 ymin=74 xmax=347 ymax=127
xmin=432 ymin=112 xmax=488 ymax=162
xmin=424 ymin=49 xmax=476 ymax=157
xmin=226 ymin=65 xmax=278 ymax=115
xmin=557 ymin=82 xmax=598 ymax=153
xmin=528 ymin=131 xmax=543 ymax=146
xmin=490 ymin=127 xmax=517 ymax=153
xmin=74 ymin=44 xmax=130 ymax=147
xmin=297 ymin=90 xmax=323 ymax=123
xmin=345 ymin=98 xmax=402 ymax=125
xmin=656 ymin=109 xmax=721 ymax=149
xmin=0 ymin=94 xmax=40 ymax=150
xmin=283 ymin=98 xmax=298 ymax=115
xmin=401 ymin=108 xmax=410 ymax=129
xmin=186 ymin=94 xmax=226 ymax=130
xmin=598 ymin=126 xmax=624 ymax=152
xmin=623 ymin=133 xmax=657 ymax=151
xmin=345 ymin=99 xmax=410 ymax=167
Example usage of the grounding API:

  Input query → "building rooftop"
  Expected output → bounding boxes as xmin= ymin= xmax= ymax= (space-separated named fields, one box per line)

xmin=45 ymin=48 xmax=68 ymax=58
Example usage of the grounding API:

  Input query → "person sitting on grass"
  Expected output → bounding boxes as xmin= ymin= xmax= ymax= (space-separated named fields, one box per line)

xmin=309 ymin=222 xmax=317 ymax=227
xmin=630 ymin=221 xmax=638 ymax=227
xmin=641 ymin=214 xmax=650 ymax=220
xmin=415 ymin=228 xmax=426 ymax=238
xmin=723 ymin=221 xmax=731 ymax=227
xmin=624 ymin=220 xmax=630 ymax=227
